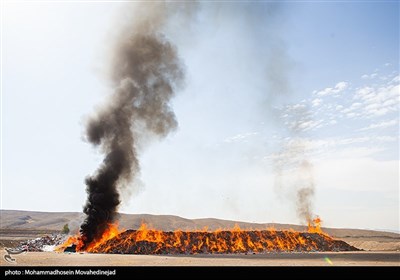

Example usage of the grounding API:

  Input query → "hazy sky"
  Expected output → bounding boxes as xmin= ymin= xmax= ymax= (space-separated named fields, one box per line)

xmin=2 ymin=1 xmax=399 ymax=231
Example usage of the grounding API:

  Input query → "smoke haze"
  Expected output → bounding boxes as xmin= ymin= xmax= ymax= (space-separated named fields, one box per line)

xmin=273 ymin=105 xmax=317 ymax=225
xmin=79 ymin=2 xmax=192 ymax=248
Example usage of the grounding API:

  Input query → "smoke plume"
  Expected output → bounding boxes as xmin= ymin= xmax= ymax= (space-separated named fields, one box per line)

xmin=295 ymin=160 xmax=315 ymax=223
xmin=79 ymin=2 xmax=188 ymax=248
xmin=273 ymin=105 xmax=316 ymax=225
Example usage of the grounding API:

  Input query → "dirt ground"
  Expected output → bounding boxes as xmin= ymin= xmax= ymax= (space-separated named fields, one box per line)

xmin=1 ymin=251 xmax=399 ymax=266
xmin=1 ymin=224 xmax=398 ymax=267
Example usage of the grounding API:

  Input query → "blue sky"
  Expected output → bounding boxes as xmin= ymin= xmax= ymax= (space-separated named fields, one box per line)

xmin=1 ymin=1 xmax=399 ymax=231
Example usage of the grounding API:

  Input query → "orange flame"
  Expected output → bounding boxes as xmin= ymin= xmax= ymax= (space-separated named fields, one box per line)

xmin=58 ymin=218 xmax=334 ymax=254
xmin=307 ymin=216 xmax=323 ymax=234
xmin=57 ymin=223 xmax=122 ymax=253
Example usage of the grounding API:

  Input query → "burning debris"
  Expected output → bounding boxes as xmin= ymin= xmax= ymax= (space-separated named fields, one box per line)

xmin=63 ymin=244 xmax=77 ymax=253
xmin=92 ymin=229 xmax=358 ymax=254
xmin=58 ymin=220 xmax=359 ymax=254
xmin=8 ymin=218 xmax=358 ymax=254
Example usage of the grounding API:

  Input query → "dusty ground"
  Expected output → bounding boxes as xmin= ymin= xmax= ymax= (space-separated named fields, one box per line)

xmin=0 ymin=229 xmax=399 ymax=266
xmin=1 ymin=210 xmax=399 ymax=266
xmin=1 ymin=251 xmax=399 ymax=266
xmin=0 ymin=232 xmax=398 ymax=266
xmin=343 ymin=238 xmax=400 ymax=251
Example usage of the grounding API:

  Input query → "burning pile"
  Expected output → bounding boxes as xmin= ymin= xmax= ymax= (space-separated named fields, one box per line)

xmin=59 ymin=219 xmax=359 ymax=254
xmin=93 ymin=227 xmax=357 ymax=254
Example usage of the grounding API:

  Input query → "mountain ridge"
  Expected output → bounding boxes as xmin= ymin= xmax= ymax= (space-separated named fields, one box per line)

xmin=1 ymin=209 xmax=398 ymax=239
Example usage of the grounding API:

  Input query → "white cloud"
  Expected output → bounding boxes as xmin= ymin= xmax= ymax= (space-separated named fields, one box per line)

xmin=335 ymin=81 xmax=348 ymax=91
xmin=284 ymin=103 xmax=306 ymax=113
xmin=354 ymin=86 xmax=374 ymax=99
xmin=352 ymin=84 xmax=399 ymax=117
xmin=266 ymin=134 xmax=396 ymax=174
xmin=300 ymin=120 xmax=323 ymax=131
xmin=350 ymin=102 xmax=362 ymax=109
xmin=391 ymin=75 xmax=400 ymax=84
xmin=224 ymin=132 xmax=258 ymax=143
xmin=316 ymin=81 xmax=349 ymax=96
xmin=359 ymin=119 xmax=398 ymax=131
xmin=300 ymin=136 xmax=391 ymax=152
xmin=311 ymin=98 xmax=322 ymax=107
xmin=346 ymin=112 xmax=357 ymax=118
xmin=341 ymin=102 xmax=363 ymax=116
xmin=288 ymin=119 xmax=323 ymax=132
xmin=369 ymin=85 xmax=399 ymax=115
xmin=361 ymin=73 xmax=378 ymax=80
xmin=278 ymin=70 xmax=399 ymax=158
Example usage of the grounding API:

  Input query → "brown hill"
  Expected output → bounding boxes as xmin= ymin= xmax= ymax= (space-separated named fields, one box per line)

xmin=1 ymin=209 xmax=399 ymax=251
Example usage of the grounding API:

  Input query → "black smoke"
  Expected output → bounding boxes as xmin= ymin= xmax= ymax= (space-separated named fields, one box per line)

xmin=79 ymin=3 xmax=185 ymax=249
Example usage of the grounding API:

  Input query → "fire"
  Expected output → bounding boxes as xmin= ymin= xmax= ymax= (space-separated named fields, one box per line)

xmin=85 ymin=223 xmax=121 ymax=252
xmin=55 ymin=235 xmax=83 ymax=253
xmin=56 ymin=223 xmax=121 ymax=253
xmin=57 ymin=217 xmax=355 ymax=254
xmin=91 ymin=223 xmax=337 ymax=254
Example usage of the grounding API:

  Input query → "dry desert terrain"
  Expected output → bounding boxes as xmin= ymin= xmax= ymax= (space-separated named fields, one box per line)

xmin=1 ymin=251 xmax=399 ymax=266
xmin=1 ymin=210 xmax=399 ymax=266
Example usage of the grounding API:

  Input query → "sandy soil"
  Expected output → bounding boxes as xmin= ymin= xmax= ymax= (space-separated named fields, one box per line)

xmin=1 ymin=210 xmax=399 ymax=266
xmin=1 ymin=251 xmax=399 ymax=266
